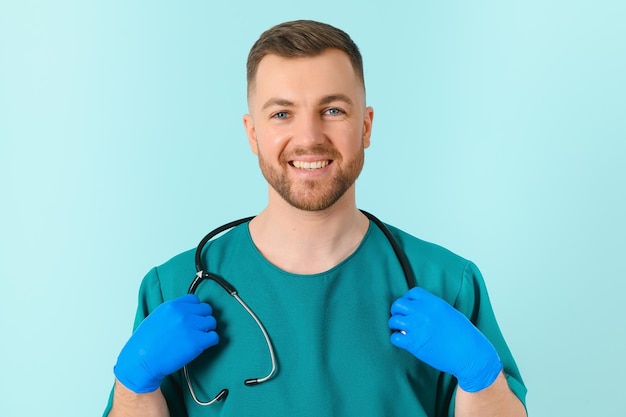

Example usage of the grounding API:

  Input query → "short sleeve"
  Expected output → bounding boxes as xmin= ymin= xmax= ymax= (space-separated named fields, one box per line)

xmin=446 ymin=261 xmax=527 ymax=415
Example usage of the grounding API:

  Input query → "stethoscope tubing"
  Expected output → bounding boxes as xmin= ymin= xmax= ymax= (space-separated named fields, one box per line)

xmin=184 ymin=210 xmax=416 ymax=406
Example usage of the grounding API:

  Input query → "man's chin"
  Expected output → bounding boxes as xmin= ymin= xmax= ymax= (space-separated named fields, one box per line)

xmin=279 ymin=186 xmax=350 ymax=212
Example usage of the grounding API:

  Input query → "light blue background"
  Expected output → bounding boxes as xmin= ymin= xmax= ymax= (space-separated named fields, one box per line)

xmin=1 ymin=1 xmax=624 ymax=416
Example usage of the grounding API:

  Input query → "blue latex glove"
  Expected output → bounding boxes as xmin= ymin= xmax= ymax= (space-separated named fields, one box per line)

xmin=388 ymin=287 xmax=502 ymax=392
xmin=114 ymin=294 xmax=219 ymax=393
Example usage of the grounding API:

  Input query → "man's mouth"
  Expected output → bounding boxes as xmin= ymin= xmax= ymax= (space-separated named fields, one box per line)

xmin=290 ymin=160 xmax=331 ymax=170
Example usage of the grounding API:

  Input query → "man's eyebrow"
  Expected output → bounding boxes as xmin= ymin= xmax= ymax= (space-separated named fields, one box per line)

xmin=319 ymin=94 xmax=353 ymax=106
xmin=261 ymin=95 xmax=354 ymax=110
xmin=262 ymin=98 xmax=295 ymax=110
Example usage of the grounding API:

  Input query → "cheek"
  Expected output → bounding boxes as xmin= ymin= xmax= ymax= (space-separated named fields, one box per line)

xmin=335 ymin=123 xmax=365 ymax=150
xmin=255 ymin=126 xmax=290 ymax=156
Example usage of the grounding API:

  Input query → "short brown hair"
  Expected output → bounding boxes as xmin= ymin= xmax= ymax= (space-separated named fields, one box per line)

xmin=246 ymin=20 xmax=364 ymax=94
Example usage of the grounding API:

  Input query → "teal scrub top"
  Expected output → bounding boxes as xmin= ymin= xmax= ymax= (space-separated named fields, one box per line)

xmin=105 ymin=220 xmax=526 ymax=417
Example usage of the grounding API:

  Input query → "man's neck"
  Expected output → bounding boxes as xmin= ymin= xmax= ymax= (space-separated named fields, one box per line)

xmin=249 ymin=190 xmax=369 ymax=274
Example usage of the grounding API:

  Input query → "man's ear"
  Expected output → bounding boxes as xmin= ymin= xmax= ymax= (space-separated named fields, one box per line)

xmin=243 ymin=114 xmax=258 ymax=155
xmin=362 ymin=106 xmax=374 ymax=149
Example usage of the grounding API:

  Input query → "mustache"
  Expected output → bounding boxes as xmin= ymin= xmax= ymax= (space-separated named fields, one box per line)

xmin=281 ymin=145 xmax=341 ymax=161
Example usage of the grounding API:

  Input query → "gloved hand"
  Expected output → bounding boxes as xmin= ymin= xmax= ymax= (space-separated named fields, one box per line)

xmin=114 ymin=294 xmax=219 ymax=393
xmin=388 ymin=287 xmax=502 ymax=392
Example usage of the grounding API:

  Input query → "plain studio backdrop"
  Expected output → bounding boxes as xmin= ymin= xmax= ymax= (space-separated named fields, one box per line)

xmin=1 ymin=1 xmax=624 ymax=416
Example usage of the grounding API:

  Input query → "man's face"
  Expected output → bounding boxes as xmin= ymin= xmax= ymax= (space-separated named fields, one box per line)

xmin=243 ymin=48 xmax=374 ymax=211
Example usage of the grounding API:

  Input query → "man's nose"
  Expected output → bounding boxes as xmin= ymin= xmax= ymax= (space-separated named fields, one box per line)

xmin=292 ymin=114 xmax=324 ymax=146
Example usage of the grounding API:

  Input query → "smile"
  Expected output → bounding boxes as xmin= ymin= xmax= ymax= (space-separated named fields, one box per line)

xmin=290 ymin=160 xmax=331 ymax=170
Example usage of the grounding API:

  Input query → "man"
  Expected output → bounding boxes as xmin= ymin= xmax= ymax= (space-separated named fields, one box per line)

xmin=105 ymin=20 xmax=527 ymax=417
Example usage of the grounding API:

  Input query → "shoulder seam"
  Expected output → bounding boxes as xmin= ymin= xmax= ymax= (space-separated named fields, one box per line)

xmin=153 ymin=265 xmax=166 ymax=305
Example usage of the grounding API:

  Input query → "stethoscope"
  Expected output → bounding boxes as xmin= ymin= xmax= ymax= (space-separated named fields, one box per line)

xmin=183 ymin=210 xmax=416 ymax=406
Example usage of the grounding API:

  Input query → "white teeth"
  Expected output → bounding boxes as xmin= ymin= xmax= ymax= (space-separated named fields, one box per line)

xmin=292 ymin=160 xmax=329 ymax=170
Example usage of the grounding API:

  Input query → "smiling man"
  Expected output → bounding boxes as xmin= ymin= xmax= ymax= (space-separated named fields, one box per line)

xmin=105 ymin=20 xmax=527 ymax=417
xmin=244 ymin=49 xmax=371 ymax=216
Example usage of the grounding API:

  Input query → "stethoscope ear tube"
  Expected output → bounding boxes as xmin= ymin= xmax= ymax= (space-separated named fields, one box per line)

xmin=189 ymin=215 xmax=253 ymax=295
xmin=194 ymin=216 xmax=254 ymax=275
xmin=359 ymin=210 xmax=417 ymax=289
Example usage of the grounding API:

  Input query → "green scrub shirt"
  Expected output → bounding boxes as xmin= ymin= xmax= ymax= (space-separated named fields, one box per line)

xmin=105 ymin=220 xmax=526 ymax=416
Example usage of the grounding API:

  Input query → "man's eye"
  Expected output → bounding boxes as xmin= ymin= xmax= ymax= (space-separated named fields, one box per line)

xmin=325 ymin=108 xmax=343 ymax=116
xmin=273 ymin=111 xmax=289 ymax=119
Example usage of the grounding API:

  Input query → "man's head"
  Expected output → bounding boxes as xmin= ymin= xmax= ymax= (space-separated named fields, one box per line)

xmin=243 ymin=21 xmax=373 ymax=212
xmin=246 ymin=20 xmax=365 ymax=97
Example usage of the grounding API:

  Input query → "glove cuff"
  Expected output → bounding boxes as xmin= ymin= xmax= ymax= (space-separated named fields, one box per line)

xmin=114 ymin=361 xmax=162 ymax=394
xmin=457 ymin=358 xmax=503 ymax=393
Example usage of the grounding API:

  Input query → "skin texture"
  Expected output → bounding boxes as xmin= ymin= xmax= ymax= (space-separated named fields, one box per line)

xmin=109 ymin=49 xmax=526 ymax=417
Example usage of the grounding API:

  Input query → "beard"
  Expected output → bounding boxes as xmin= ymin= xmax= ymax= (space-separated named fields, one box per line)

xmin=257 ymin=144 xmax=365 ymax=212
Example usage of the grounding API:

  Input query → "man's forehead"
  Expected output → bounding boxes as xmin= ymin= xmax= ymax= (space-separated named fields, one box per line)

xmin=249 ymin=50 xmax=363 ymax=102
